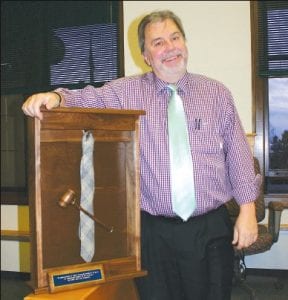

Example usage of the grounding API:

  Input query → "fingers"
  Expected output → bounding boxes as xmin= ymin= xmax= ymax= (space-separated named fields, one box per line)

xmin=22 ymin=94 xmax=43 ymax=120
xmin=233 ymin=202 xmax=258 ymax=250
xmin=232 ymin=228 xmax=239 ymax=246
xmin=22 ymin=92 xmax=60 ymax=120
xmin=232 ymin=228 xmax=258 ymax=250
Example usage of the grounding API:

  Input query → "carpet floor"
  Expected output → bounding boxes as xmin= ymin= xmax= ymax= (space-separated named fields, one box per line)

xmin=1 ymin=272 xmax=288 ymax=300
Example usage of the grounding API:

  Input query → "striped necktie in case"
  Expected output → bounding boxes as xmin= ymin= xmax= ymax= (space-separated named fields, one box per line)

xmin=79 ymin=130 xmax=95 ymax=262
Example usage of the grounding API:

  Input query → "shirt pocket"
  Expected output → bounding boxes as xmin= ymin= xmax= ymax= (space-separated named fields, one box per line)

xmin=190 ymin=133 xmax=224 ymax=155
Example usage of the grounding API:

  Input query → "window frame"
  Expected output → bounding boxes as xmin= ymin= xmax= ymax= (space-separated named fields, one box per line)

xmin=250 ymin=1 xmax=288 ymax=203
xmin=1 ymin=1 xmax=124 ymax=205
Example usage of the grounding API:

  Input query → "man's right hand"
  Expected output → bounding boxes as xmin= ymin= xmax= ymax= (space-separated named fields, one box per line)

xmin=22 ymin=92 xmax=61 ymax=120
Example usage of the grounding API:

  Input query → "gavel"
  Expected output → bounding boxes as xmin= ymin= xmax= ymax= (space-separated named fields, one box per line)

xmin=58 ymin=189 xmax=114 ymax=233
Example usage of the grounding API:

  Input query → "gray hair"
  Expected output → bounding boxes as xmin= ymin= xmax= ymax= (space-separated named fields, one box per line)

xmin=138 ymin=10 xmax=186 ymax=54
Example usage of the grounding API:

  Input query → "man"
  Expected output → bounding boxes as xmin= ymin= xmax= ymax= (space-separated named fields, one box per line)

xmin=22 ymin=10 xmax=261 ymax=300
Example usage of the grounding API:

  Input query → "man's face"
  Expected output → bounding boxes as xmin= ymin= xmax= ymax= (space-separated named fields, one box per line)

xmin=142 ymin=18 xmax=188 ymax=83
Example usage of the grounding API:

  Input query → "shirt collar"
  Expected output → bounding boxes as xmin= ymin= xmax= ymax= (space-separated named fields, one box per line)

xmin=149 ymin=71 xmax=190 ymax=95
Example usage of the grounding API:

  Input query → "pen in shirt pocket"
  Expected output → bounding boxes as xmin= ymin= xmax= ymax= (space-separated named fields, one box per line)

xmin=194 ymin=118 xmax=201 ymax=130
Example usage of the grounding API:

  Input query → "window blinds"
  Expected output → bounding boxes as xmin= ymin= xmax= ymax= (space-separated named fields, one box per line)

xmin=1 ymin=1 xmax=122 ymax=94
xmin=257 ymin=1 xmax=288 ymax=77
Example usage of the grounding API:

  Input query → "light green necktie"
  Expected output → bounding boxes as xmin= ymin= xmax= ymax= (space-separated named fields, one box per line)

xmin=167 ymin=84 xmax=196 ymax=221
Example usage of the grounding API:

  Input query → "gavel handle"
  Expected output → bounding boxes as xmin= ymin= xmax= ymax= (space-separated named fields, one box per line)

xmin=74 ymin=203 xmax=114 ymax=233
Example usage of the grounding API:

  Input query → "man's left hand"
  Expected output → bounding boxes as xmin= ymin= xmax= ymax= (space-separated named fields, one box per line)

xmin=232 ymin=202 xmax=258 ymax=250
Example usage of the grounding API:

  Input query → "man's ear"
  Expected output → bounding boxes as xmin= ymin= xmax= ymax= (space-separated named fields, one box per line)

xmin=142 ymin=54 xmax=151 ymax=66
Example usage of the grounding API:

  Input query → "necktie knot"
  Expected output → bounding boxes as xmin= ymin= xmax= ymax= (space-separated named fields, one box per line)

xmin=167 ymin=84 xmax=178 ymax=94
xmin=82 ymin=131 xmax=94 ymax=153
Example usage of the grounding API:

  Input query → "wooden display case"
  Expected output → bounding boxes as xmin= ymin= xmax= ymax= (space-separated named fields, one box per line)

xmin=27 ymin=107 xmax=146 ymax=295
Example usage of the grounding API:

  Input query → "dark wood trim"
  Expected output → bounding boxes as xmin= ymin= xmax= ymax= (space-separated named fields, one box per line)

xmin=1 ymin=191 xmax=28 ymax=205
xmin=1 ymin=271 xmax=31 ymax=281
xmin=250 ymin=1 xmax=257 ymax=135
xmin=117 ymin=0 xmax=125 ymax=77
xmin=1 ymin=230 xmax=30 ymax=242
xmin=2 ymin=269 xmax=287 ymax=281
xmin=250 ymin=1 xmax=266 ymax=177
xmin=247 ymin=268 xmax=288 ymax=278
xmin=264 ymin=194 xmax=288 ymax=207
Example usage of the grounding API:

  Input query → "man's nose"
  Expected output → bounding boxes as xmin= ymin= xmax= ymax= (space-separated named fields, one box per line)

xmin=165 ymin=40 xmax=175 ymax=50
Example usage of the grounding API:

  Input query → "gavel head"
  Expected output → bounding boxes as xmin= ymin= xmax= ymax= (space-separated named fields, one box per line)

xmin=58 ymin=189 xmax=76 ymax=208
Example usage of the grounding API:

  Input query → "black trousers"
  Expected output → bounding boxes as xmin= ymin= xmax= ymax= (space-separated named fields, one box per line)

xmin=135 ymin=205 xmax=234 ymax=300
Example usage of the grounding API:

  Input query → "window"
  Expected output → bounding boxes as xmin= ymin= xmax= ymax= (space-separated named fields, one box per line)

xmin=267 ymin=78 xmax=288 ymax=193
xmin=1 ymin=1 xmax=124 ymax=204
xmin=251 ymin=1 xmax=288 ymax=196
xmin=50 ymin=24 xmax=119 ymax=85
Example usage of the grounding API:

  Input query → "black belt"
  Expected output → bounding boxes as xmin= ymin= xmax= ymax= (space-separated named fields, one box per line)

xmin=142 ymin=205 xmax=226 ymax=223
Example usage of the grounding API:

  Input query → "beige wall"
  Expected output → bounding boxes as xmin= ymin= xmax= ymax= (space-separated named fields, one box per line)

xmin=123 ymin=1 xmax=252 ymax=132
